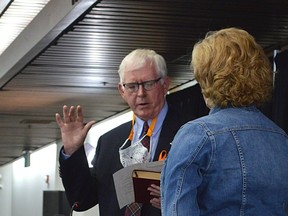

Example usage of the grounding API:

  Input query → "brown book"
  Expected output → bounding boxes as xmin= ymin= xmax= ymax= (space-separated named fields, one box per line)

xmin=132 ymin=170 xmax=161 ymax=204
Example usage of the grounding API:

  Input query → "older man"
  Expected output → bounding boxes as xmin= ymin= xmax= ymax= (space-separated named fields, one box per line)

xmin=56 ymin=49 xmax=192 ymax=216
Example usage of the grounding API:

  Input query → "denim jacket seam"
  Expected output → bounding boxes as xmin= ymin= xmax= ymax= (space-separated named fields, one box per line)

xmin=173 ymin=124 xmax=212 ymax=215
xmin=199 ymin=122 xmax=217 ymax=173
xmin=231 ymin=130 xmax=247 ymax=215
xmin=213 ymin=125 xmax=287 ymax=136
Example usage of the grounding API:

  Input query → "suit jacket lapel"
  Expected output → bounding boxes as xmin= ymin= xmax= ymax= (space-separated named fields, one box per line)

xmin=153 ymin=105 xmax=184 ymax=161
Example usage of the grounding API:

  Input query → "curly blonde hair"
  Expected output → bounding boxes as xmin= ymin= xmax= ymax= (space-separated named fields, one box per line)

xmin=191 ymin=27 xmax=273 ymax=108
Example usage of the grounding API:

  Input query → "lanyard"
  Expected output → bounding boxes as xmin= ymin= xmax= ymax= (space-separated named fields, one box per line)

xmin=158 ymin=150 xmax=167 ymax=161
xmin=127 ymin=114 xmax=157 ymax=141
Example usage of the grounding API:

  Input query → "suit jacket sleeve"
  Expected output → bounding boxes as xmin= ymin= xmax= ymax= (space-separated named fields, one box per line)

xmin=59 ymin=121 xmax=131 ymax=214
xmin=59 ymin=146 xmax=99 ymax=211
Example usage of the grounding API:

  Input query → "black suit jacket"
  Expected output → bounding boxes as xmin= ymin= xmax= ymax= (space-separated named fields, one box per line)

xmin=59 ymin=104 xmax=193 ymax=216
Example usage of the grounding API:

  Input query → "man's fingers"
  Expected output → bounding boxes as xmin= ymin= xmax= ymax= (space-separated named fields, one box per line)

xmin=62 ymin=105 xmax=69 ymax=123
xmin=55 ymin=113 xmax=63 ymax=126
xmin=148 ymin=184 xmax=160 ymax=196
xmin=57 ymin=105 xmax=95 ymax=128
xmin=68 ymin=106 xmax=76 ymax=122
xmin=150 ymin=198 xmax=161 ymax=209
xmin=62 ymin=105 xmax=78 ymax=123
xmin=84 ymin=120 xmax=97 ymax=131
xmin=76 ymin=105 xmax=83 ymax=122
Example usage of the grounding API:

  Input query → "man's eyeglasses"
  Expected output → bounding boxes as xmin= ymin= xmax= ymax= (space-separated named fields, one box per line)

xmin=122 ymin=77 xmax=162 ymax=93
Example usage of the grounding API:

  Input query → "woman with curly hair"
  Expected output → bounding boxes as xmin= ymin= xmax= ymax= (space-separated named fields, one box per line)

xmin=161 ymin=27 xmax=288 ymax=216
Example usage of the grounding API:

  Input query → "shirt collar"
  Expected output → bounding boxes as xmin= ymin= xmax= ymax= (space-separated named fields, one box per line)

xmin=134 ymin=101 xmax=168 ymax=137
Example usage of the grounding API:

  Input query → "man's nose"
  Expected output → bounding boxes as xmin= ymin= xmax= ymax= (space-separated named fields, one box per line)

xmin=137 ymin=84 xmax=146 ymax=95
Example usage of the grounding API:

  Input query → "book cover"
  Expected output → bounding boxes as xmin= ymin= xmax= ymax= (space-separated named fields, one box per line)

xmin=113 ymin=160 xmax=164 ymax=208
xmin=132 ymin=170 xmax=161 ymax=204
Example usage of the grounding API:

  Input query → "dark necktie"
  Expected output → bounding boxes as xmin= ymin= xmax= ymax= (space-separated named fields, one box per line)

xmin=125 ymin=121 xmax=150 ymax=216
xmin=140 ymin=121 xmax=150 ymax=150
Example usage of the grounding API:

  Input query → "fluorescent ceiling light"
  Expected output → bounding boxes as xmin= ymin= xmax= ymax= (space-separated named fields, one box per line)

xmin=0 ymin=0 xmax=51 ymax=55
xmin=0 ymin=0 xmax=12 ymax=15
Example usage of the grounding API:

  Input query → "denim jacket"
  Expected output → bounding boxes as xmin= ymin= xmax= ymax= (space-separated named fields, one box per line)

xmin=161 ymin=106 xmax=288 ymax=216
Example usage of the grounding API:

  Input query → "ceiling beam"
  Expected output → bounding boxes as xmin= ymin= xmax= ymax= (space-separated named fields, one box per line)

xmin=0 ymin=0 xmax=99 ymax=89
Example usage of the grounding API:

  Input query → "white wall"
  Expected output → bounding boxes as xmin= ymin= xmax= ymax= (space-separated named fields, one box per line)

xmin=0 ymin=163 xmax=12 ymax=216
xmin=12 ymin=144 xmax=58 ymax=216
xmin=0 ymin=144 xmax=60 ymax=216
xmin=0 ymin=110 xmax=132 ymax=216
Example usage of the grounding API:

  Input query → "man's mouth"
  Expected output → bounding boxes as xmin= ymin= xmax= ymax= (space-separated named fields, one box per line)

xmin=138 ymin=102 xmax=149 ymax=107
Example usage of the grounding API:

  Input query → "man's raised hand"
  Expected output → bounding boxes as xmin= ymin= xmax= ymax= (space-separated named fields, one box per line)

xmin=55 ymin=105 xmax=96 ymax=155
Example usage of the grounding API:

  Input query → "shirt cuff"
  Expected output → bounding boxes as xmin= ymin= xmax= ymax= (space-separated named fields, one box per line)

xmin=61 ymin=148 xmax=71 ymax=160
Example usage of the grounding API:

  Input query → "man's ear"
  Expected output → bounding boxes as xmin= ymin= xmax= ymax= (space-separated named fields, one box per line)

xmin=118 ymin=83 xmax=125 ymax=98
xmin=163 ymin=76 xmax=170 ymax=93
